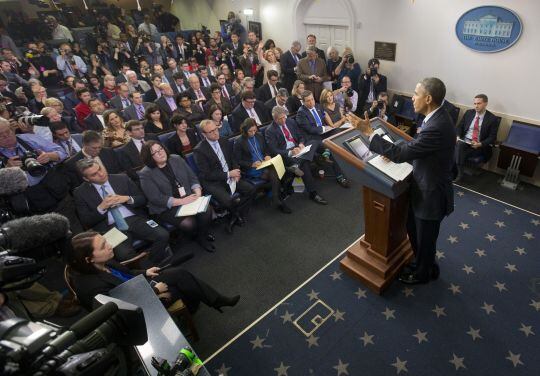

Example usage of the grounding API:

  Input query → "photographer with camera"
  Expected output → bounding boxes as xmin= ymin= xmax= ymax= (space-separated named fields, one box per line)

xmin=0 ymin=118 xmax=69 ymax=212
xmin=334 ymin=47 xmax=361 ymax=93
xmin=44 ymin=16 xmax=74 ymax=43
xmin=359 ymin=58 xmax=387 ymax=111
xmin=367 ymin=91 xmax=395 ymax=124
xmin=326 ymin=47 xmax=342 ymax=90
xmin=25 ymin=42 xmax=62 ymax=91
xmin=136 ymin=32 xmax=162 ymax=67
xmin=333 ymin=75 xmax=358 ymax=114
xmin=0 ymin=59 xmax=29 ymax=90
xmin=138 ymin=15 xmax=160 ymax=40
xmin=56 ymin=43 xmax=88 ymax=79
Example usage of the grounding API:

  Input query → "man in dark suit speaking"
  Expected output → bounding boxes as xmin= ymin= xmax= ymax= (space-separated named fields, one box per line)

xmin=454 ymin=94 xmax=500 ymax=182
xmin=350 ymin=77 xmax=456 ymax=285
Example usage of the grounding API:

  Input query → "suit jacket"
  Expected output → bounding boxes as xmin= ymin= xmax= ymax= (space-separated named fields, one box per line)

xmin=155 ymin=95 xmax=178 ymax=118
xmin=369 ymin=107 xmax=456 ymax=221
xmin=109 ymin=95 xmax=131 ymax=110
xmin=71 ymin=260 xmax=144 ymax=311
xmin=123 ymin=102 xmax=152 ymax=121
xmin=264 ymin=119 xmax=306 ymax=159
xmin=176 ymin=106 xmax=206 ymax=128
xmin=165 ymin=129 xmax=200 ymax=157
xmin=358 ymin=73 xmax=388 ymax=108
xmin=198 ymin=75 xmax=217 ymax=89
xmin=62 ymin=148 xmax=123 ymax=190
xmin=264 ymin=98 xmax=292 ymax=115
xmin=74 ymin=174 xmax=148 ymax=231
xmin=117 ymin=135 xmax=158 ymax=180
xmin=415 ymin=99 xmax=459 ymax=126
xmin=203 ymin=96 xmax=233 ymax=116
xmin=280 ymin=50 xmax=302 ymax=91
xmin=456 ymin=109 xmax=499 ymax=160
xmin=128 ymin=80 xmax=151 ymax=94
xmin=295 ymin=104 xmax=327 ymax=140
xmin=256 ymin=82 xmax=283 ymax=104
xmin=193 ymin=138 xmax=239 ymax=185
xmin=186 ymin=86 xmax=210 ymax=103
xmin=296 ymin=57 xmax=330 ymax=100
xmin=83 ymin=113 xmax=105 ymax=132
xmin=230 ymin=102 xmax=271 ymax=133
xmin=143 ymin=88 xmax=160 ymax=103
xmin=174 ymin=43 xmax=192 ymax=60
xmin=233 ymin=133 xmax=271 ymax=172
xmin=138 ymin=154 xmax=201 ymax=215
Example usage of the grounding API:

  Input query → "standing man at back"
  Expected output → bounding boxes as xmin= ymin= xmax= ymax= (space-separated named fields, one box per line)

xmin=296 ymin=46 xmax=329 ymax=103
xmin=351 ymin=77 xmax=456 ymax=285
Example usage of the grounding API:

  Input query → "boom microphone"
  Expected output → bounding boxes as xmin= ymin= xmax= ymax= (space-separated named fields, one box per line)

xmin=0 ymin=213 xmax=70 ymax=251
xmin=37 ymin=302 xmax=119 ymax=362
xmin=0 ymin=167 xmax=29 ymax=195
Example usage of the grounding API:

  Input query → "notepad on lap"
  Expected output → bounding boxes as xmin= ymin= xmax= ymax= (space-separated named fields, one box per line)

xmin=103 ymin=227 xmax=128 ymax=248
xmin=256 ymin=154 xmax=286 ymax=179
xmin=176 ymin=195 xmax=212 ymax=217
xmin=368 ymin=155 xmax=413 ymax=182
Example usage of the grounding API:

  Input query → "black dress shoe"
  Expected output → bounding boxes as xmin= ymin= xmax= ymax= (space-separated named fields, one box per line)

xmin=399 ymin=271 xmax=430 ymax=285
xmin=309 ymin=191 xmax=328 ymax=205
xmin=197 ymin=238 xmax=216 ymax=253
xmin=213 ymin=295 xmax=240 ymax=313
xmin=206 ymin=233 xmax=216 ymax=242
xmin=337 ymin=176 xmax=351 ymax=188
xmin=278 ymin=203 xmax=292 ymax=214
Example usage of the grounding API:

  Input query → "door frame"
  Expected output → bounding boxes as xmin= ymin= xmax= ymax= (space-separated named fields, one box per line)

xmin=292 ymin=0 xmax=356 ymax=50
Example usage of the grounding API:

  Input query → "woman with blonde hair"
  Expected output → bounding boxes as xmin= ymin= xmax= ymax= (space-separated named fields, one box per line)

xmin=320 ymin=89 xmax=347 ymax=128
xmin=102 ymin=109 xmax=130 ymax=147
xmin=257 ymin=42 xmax=281 ymax=84
xmin=286 ymin=80 xmax=305 ymax=114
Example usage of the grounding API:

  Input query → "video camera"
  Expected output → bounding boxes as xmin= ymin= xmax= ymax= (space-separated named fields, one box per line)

xmin=344 ymin=54 xmax=354 ymax=64
xmin=0 ymin=295 xmax=148 ymax=376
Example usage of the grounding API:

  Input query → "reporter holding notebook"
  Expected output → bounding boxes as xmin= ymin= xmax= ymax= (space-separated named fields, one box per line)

xmin=138 ymin=140 xmax=216 ymax=252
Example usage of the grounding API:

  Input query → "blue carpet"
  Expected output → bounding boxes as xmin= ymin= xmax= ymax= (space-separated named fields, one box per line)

xmin=205 ymin=187 xmax=540 ymax=376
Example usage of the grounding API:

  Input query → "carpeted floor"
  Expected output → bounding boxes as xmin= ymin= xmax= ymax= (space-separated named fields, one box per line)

xmin=204 ymin=185 xmax=540 ymax=376
xmin=42 ymin=169 xmax=539 ymax=368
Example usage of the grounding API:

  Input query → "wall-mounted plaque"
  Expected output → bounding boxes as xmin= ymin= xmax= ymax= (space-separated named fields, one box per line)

xmin=374 ymin=41 xmax=396 ymax=62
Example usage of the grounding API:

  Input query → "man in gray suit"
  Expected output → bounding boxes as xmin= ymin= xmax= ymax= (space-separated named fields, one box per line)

xmin=123 ymin=91 xmax=152 ymax=121
xmin=74 ymin=159 xmax=171 ymax=264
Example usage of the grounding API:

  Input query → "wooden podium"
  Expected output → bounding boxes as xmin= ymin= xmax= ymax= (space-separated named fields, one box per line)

xmin=324 ymin=119 xmax=414 ymax=294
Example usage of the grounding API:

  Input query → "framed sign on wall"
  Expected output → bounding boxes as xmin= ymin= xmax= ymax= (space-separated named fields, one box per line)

xmin=456 ymin=6 xmax=522 ymax=53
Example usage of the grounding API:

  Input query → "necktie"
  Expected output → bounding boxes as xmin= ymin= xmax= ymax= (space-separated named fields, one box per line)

xmin=204 ymin=78 xmax=209 ymax=87
xmin=100 ymin=185 xmax=129 ymax=231
xmin=122 ymin=98 xmax=130 ymax=108
xmin=248 ymin=108 xmax=260 ymax=125
xmin=197 ymin=90 xmax=204 ymax=110
xmin=472 ymin=116 xmax=480 ymax=142
xmin=280 ymin=125 xmax=296 ymax=144
xmin=222 ymin=87 xmax=229 ymax=99
xmin=65 ymin=140 xmax=73 ymax=156
xmin=417 ymin=120 xmax=426 ymax=134
xmin=310 ymin=108 xmax=323 ymax=127
xmin=309 ymin=60 xmax=316 ymax=74
xmin=136 ymin=105 xmax=144 ymax=119
xmin=213 ymin=143 xmax=229 ymax=173
xmin=271 ymin=85 xmax=277 ymax=97
xmin=293 ymin=54 xmax=299 ymax=64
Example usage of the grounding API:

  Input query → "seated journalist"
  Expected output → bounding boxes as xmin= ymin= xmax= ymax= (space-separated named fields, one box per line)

xmin=68 ymin=231 xmax=240 ymax=312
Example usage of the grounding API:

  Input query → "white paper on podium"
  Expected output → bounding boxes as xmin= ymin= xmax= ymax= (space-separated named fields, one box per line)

xmin=368 ymin=155 xmax=413 ymax=182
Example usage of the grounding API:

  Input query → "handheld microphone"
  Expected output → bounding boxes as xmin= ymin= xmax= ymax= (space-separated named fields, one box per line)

xmin=0 ymin=167 xmax=29 ymax=195
xmin=0 ymin=213 xmax=70 ymax=251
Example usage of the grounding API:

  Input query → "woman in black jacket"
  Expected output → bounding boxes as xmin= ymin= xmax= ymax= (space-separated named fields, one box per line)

xmin=233 ymin=118 xmax=292 ymax=214
xmin=68 ymin=231 xmax=239 ymax=312
xmin=165 ymin=114 xmax=200 ymax=156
